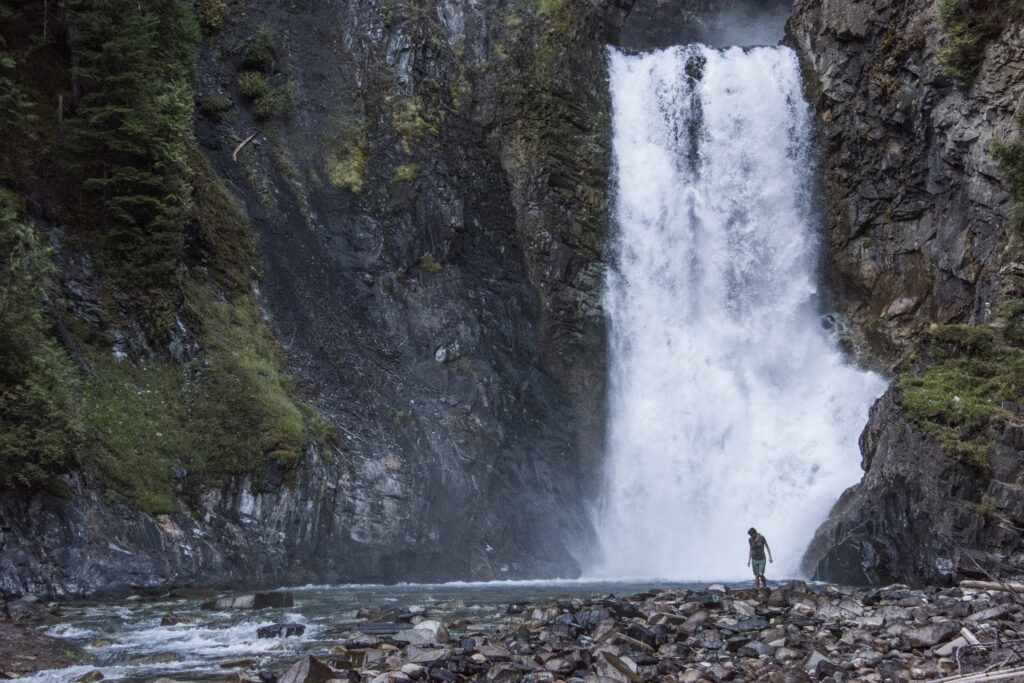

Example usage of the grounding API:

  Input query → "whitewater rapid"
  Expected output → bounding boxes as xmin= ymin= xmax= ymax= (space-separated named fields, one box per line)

xmin=593 ymin=45 xmax=885 ymax=581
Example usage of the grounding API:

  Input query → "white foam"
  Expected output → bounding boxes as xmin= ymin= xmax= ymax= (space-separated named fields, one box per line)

xmin=593 ymin=44 xmax=885 ymax=581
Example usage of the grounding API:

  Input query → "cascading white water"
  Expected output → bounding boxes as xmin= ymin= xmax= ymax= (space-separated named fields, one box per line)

xmin=594 ymin=45 xmax=886 ymax=581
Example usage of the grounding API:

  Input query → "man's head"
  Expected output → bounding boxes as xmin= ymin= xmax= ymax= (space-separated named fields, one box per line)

xmin=748 ymin=527 xmax=757 ymax=537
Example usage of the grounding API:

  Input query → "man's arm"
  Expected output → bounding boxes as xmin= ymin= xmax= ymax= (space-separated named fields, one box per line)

xmin=747 ymin=547 xmax=752 ymax=566
xmin=765 ymin=540 xmax=773 ymax=563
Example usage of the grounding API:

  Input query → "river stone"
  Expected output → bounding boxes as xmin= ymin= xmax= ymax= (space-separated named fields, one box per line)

xmin=680 ymin=609 xmax=709 ymax=634
xmin=594 ymin=652 xmax=642 ymax=683
xmin=201 ymin=592 xmax=294 ymax=610
xmin=487 ymin=662 xmax=525 ymax=682
xmin=160 ymin=612 xmax=196 ymax=626
xmin=139 ymin=651 xmax=180 ymax=664
xmin=279 ymin=655 xmax=335 ymax=683
xmin=736 ymin=617 xmax=771 ymax=631
xmin=544 ymin=656 xmax=575 ymax=674
xmin=935 ymin=635 xmax=970 ymax=657
xmin=256 ymin=623 xmax=306 ymax=639
xmin=4 ymin=596 xmax=54 ymax=622
xmin=395 ymin=619 xmax=448 ymax=645
xmin=804 ymin=650 xmax=829 ymax=672
xmin=731 ymin=600 xmax=756 ymax=618
xmin=738 ymin=640 xmax=775 ymax=658
xmin=967 ymin=604 xmax=1013 ymax=622
xmin=358 ymin=622 xmax=413 ymax=635
xmin=74 ymin=672 xmax=104 ymax=683
xmin=903 ymin=622 xmax=959 ymax=649
xmin=775 ymin=646 xmax=800 ymax=661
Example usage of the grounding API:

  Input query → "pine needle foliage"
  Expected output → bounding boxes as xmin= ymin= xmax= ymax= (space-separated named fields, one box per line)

xmin=65 ymin=0 xmax=199 ymax=289
xmin=938 ymin=0 xmax=1024 ymax=86
xmin=0 ymin=189 xmax=83 ymax=489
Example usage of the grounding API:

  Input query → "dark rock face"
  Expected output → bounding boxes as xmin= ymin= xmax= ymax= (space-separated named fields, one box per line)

xmin=620 ymin=0 xmax=792 ymax=49
xmin=787 ymin=0 xmax=1024 ymax=363
xmin=802 ymin=388 xmax=1024 ymax=586
xmin=0 ymin=0 xmax=635 ymax=599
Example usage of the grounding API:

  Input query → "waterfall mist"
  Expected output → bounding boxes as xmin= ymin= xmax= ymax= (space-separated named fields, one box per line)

xmin=592 ymin=45 xmax=885 ymax=581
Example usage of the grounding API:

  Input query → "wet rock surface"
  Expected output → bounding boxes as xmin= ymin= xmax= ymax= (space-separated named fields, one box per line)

xmin=0 ymin=622 xmax=94 ymax=678
xmin=802 ymin=388 xmax=1024 ymax=586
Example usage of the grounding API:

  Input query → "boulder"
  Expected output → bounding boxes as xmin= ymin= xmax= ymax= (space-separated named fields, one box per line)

xmin=278 ymin=655 xmax=336 ymax=683
xmin=4 ymin=596 xmax=54 ymax=622
xmin=903 ymin=622 xmax=959 ymax=649
xmin=256 ymin=623 xmax=306 ymax=639
xmin=680 ymin=609 xmax=710 ymax=634
xmin=160 ymin=612 xmax=196 ymax=626
xmin=0 ymin=624 xmax=96 ymax=679
xmin=201 ymin=592 xmax=294 ymax=610
xmin=395 ymin=620 xmax=449 ymax=647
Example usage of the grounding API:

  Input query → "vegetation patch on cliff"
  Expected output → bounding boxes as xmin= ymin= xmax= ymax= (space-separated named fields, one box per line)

xmin=901 ymin=324 xmax=1024 ymax=468
xmin=990 ymin=110 xmax=1024 ymax=235
xmin=938 ymin=0 xmax=1023 ymax=86
xmin=0 ymin=3 xmax=336 ymax=510
xmin=0 ymin=191 xmax=83 ymax=491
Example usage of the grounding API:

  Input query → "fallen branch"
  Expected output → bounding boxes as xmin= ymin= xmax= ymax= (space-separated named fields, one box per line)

xmin=960 ymin=581 xmax=1024 ymax=594
xmin=232 ymin=132 xmax=257 ymax=162
xmin=934 ymin=663 xmax=1024 ymax=682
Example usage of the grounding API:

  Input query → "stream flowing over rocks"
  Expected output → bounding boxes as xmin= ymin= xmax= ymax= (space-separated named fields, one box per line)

xmin=8 ymin=581 xmax=1024 ymax=682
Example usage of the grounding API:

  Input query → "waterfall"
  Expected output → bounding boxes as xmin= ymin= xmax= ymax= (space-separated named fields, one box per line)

xmin=594 ymin=45 xmax=885 ymax=581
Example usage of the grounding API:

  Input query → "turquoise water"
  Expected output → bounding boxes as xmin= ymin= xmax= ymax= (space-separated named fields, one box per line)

xmin=21 ymin=579 xmax=733 ymax=682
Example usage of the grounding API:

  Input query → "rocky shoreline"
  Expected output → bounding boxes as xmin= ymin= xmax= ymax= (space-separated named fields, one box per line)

xmin=6 ymin=580 xmax=1024 ymax=682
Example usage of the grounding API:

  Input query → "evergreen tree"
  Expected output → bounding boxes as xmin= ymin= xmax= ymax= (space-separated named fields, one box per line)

xmin=65 ymin=0 xmax=199 ymax=289
xmin=0 ymin=189 xmax=82 ymax=489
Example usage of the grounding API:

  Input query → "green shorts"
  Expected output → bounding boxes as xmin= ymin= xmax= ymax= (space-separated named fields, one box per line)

xmin=752 ymin=559 xmax=766 ymax=576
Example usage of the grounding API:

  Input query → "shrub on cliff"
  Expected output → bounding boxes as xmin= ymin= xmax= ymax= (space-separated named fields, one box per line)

xmin=938 ymin=0 xmax=1023 ymax=86
xmin=989 ymin=111 xmax=1024 ymax=235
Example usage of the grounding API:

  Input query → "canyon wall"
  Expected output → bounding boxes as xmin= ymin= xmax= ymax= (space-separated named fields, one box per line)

xmin=789 ymin=0 xmax=1024 ymax=585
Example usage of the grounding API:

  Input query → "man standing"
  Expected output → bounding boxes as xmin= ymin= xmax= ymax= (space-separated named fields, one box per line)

xmin=747 ymin=527 xmax=773 ymax=589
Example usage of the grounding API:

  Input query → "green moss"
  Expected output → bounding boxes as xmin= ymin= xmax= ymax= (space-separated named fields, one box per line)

xmin=419 ymin=253 xmax=442 ymax=275
xmin=197 ymin=0 xmax=229 ymax=34
xmin=532 ymin=0 xmax=573 ymax=34
xmin=327 ymin=146 xmax=366 ymax=193
xmin=188 ymin=145 xmax=260 ymax=291
xmin=929 ymin=323 xmax=994 ymax=358
xmin=392 ymin=99 xmax=436 ymax=153
xmin=83 ymin=281 xmax=330 ymax=511
xmin=238 ymin=71 xmax=267 ymax=100
xmin=323 ymin=114 xmax=369 ymax=194
xmin=393 ymin=163 xmax=420 ymax=182
xmin=900 ymin=324 xmax=1024 ymax=470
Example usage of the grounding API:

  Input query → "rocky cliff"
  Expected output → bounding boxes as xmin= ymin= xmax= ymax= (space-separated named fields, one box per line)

xmin=789 ymin=0 xmax=1024 ymax=585
xmin=0 ymin=0 xmax=633 ymax=598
